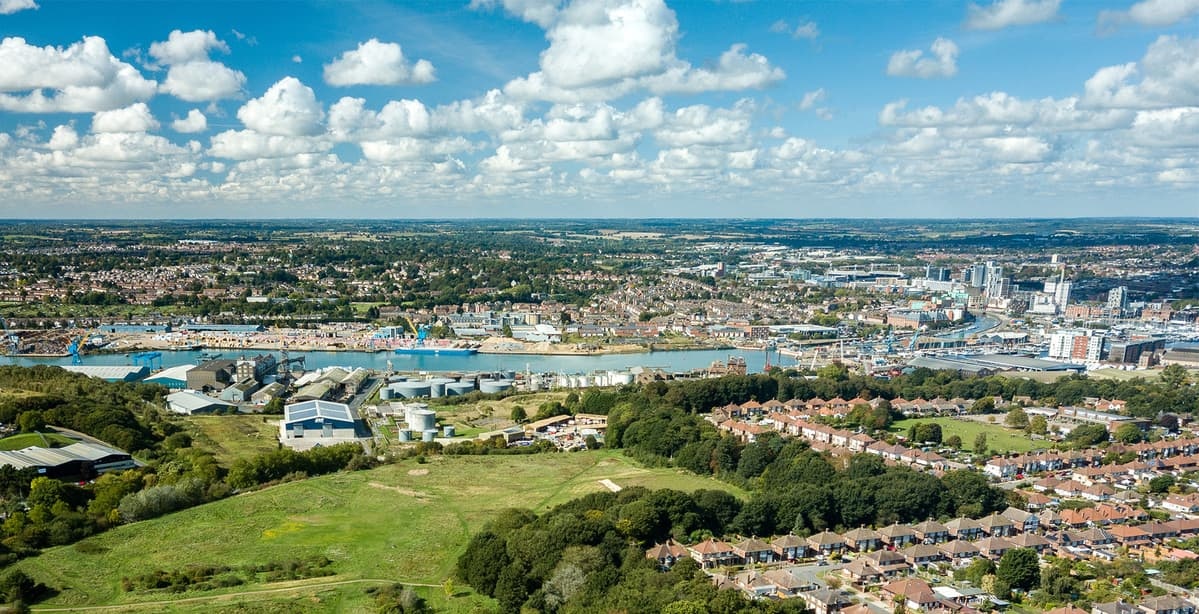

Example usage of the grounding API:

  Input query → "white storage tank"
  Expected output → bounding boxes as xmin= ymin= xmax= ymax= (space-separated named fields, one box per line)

xmin=446 ymin=382 xmax=475 ymax=396
xmin=408 ymin=408 xmax=437 ymax=432
xmin=421 ymin=429 xmax=437 ymax=442
xmin=479 ymin=380 xmax=512 ymax=394
xmin=393 ymin=381 xmax=432 ymax=398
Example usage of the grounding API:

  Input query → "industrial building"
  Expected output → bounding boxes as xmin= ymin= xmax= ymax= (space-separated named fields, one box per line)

xmin=0 ymin=441 xmax=135 ymax=479
xmin=144 ymin=364 xmax=195 ymax=389
xmin=186 ymin=359 xmax=237 ymax=392
xmin=60 ymin=365 xmax=150 ymax=383
xmin=279 ymin=400 xmax=370 ymax=451
xmin=166 ymin=390 xmax=237 ymax=415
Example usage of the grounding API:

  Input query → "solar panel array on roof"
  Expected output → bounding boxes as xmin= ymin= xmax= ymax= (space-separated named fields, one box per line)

xmin=284 ymin=400 xmax=359 ymax=424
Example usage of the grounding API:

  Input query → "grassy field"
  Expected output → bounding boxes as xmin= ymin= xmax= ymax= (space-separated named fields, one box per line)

xmin=21 ymin=450 xmax=743 ymax=613
xmin=181 ymin=415 xmax=284 ymax=467
xmin=891 ymin=417 xmax=1045 ymax=454
xmin=0 ymin=431 xmax=76 ymax=450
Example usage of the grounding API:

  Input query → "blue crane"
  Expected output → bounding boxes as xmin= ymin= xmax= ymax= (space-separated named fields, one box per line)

xmin=416 ymin=323 xmax=430 ymax=347
xmin=131 ymin=351 xmax=162 ymax=371
xmin=67 ymin=336 xmax=83 ymax=364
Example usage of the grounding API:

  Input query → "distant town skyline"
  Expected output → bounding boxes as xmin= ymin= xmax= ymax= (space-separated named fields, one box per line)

xmin=0 ymin=0 xmax=1197 ymax=218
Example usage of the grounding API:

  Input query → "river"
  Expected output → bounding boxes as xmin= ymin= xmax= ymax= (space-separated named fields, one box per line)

xmin=0 ymin=347 xmax=789 ymax=375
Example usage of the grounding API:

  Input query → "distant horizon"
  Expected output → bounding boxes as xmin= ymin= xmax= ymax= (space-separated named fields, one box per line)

xmin=1 ymin=0 xmax=1197 ymax=217
xmin=0 ymin=215 xmax=1195 ymax=223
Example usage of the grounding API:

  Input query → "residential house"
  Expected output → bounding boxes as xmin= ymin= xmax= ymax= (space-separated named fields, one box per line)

xmin=732 ymin=537 xmax=776 ymax=564
xmin=1163 ymin=493 xmax=1199 ymax=514
xmin=1010 ymin=532 xmax=1051 ymax=553
xmin=800 ymin=588 xmax=853 ymax=614
xmin=883 ymin=578 xmax=942 ymax=611
xmin=842 ymin=527 xmax=883 ymax=552
xmin=863 ymin=549 xmax=913 ymax=579
xmin=913 ymin=519 xmax=951 ymax=544
xmin=841 ymin=558 xmax=885 ymax=586
xmin=1002 ymin=507 xmax=1040 ymax=534
xmin=901 ymin=544 xmax=945 ymax=567
xmin=690 ymin=538 xmax=739 ymax=569
xmin=879 ymin=523 xmax=918 ymax=548
xmin=1092 ymin=601 xmax=1140 ymax=614
xmin=939 ymin=539 xmax=980 ymax=566
xmin=1109 ymin=524 xmax=1152 ymax=546
xmin=772 ymin=534 xmax=807 ymax=561
xmin=975 ymin=536 xmax=1015 ymax=559
xmin=979 ymin=512 xmax=1015 ymax=537
xmin=945 ymin=517 xmax=984 ymax=541
xmin=1138 ymin=596 xmax=1197 ymax=614
xmin=808 ymin=530 xmax=848 ymax=556
xmin=646 ymin=540 xmax=689 ymax=568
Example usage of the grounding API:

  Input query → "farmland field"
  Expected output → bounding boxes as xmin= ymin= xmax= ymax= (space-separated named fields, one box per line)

xmin=21 ymin=449 xmax=742 ymax=613
xmin=182 ymin=415 xmax=284 ymax=467
xmin=0 ymin=431 xmax=75 ymax=450
xmin=891 ymin=416 xmax=1045 ymax=454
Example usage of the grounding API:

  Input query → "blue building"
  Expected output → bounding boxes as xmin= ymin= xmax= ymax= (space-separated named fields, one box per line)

xmin=279 ymin=400 xmax=369 ymax=450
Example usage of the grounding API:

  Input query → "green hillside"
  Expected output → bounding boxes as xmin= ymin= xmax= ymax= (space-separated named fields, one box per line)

xmin=21 ymin=450 xmax=742 ymax=613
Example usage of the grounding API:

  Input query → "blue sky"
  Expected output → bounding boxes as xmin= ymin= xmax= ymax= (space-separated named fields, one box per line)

xmin=0 ymin=0 xmax=1196 ymax=218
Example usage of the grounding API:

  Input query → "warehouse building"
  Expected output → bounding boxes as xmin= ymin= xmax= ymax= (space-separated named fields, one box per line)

xmin=60 ymin=365 xmax=150 ymax=383
xmin=186 ymin=359 xmax=237 ymax=392
xmin=166 ymin=390 xmax=237 ymax=415
xmin=144 ymin=364 xmax=195 ymax=389
xmin=0 ymin=441 xmax=136 ymax=480
xmin=279 ymin=400 xmax=370 ymax=451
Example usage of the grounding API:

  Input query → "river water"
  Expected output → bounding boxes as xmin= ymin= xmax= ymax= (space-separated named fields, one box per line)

xmin=0 ymin=347 xmax=784 ymax=375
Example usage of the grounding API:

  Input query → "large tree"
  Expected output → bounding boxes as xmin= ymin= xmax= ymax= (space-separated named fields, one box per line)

xmin=997 ymin=547 xmax=1041 ymax=593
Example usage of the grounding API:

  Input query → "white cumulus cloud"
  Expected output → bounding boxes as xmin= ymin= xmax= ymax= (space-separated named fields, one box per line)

xmin=887 ymin=38 xmax=958 ymax=79
xmin=1083 ymin=35 xmax=1199 ymax=108
xmin=323 ymin=39 xmax=436 ymax=86
xmin=0 ymin=0 xmax=37 ymax=14
xmin=237 ymin=77 xmax=324 ymax=136
xmin=172 ymin=109 xmax=207 ymax=133
xmin=0 ymin=36 xmax=157 ymax=112
xmin=503 ymin=0 xmax=782 ymax=102
xmin=1100 ymin=0 xmax=1199 ymax=29
xmin=469 ymin=0 xmax=561 ymax=28
xmin=149 ymin=30 xmax=245 ymax=101
xmin=965 ymin=0 xmax=1060 ymax=30
xmin=92 ymin=102 xmax=159 ymax=133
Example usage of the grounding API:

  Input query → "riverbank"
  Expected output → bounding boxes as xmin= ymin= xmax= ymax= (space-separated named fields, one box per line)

xmin=477 ymin=338 xmax=646 ymax=355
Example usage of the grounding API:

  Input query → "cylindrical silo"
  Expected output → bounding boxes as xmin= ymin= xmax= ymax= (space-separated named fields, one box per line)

xmin=446 ymin=382 xmax=475 ymax=396
xmin=479 ymin=380 xmax=512 ymax=394
xmin=394 ymin=381 xmax=431 ymax=398
xmin=443 ymin=425 xmax=456 ymax=437
xmin=421 ymin=429 xmax=436 ymax=442
xmin=409 ymin=409 xmax=436 ymax=432
xmin=379 ymin=387 xmax=393 ymax=400
xmin=398 ymin=429 xmax=412 ymax=442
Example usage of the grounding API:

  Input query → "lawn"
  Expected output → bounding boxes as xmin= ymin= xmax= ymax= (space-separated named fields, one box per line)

xmin=181 ymin=415 xmax=284 ymax=467
xmin=21 ymin=450 xmax=743 ymax=613
xmin=891 ymin=417 xmax=1046 ymax=454
xmin=0 ymin=431 xmax=75 ymax=451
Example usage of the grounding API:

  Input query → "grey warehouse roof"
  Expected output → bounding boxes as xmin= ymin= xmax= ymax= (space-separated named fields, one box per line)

xmin=61 ymin=365 xmax=150 ymax=382
xmin=166 ymin=390 xmax=236 ymax=413
xmin=0 ymin=441 xmax=127 ymax=471
xmin=284 ymin=400 xmax=360 ymax=424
